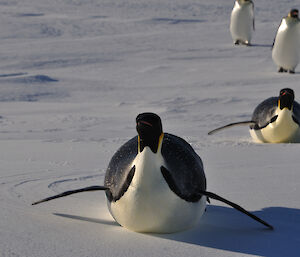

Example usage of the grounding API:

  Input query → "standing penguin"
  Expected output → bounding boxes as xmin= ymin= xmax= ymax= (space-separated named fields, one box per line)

xmin=272 ymin=9 xmax=300 ymax=73
xmin=208 ymin=88 xmax=300 ymax=143
xmin=230 ymin=0 xmax=255 ymax=46
xmin=33 ymin=113 xmax=273 ymax=232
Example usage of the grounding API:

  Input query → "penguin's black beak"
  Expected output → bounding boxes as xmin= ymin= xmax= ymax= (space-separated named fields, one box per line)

xmin=136 ymin=120 xmax=156 ymax=140
xmin=290 ymin=10 xmax=299 ymax=18
xmin=279 ymin=88 xmax=294 ymax=110
xmin=136 ymin=113 xmax=163 ymax=153
xmin=138 ymin=120 xmax=153 ymax=128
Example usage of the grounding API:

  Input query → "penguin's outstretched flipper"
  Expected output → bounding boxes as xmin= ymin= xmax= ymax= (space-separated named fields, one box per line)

xmin=199 ymin=190 xmax=274 ymax=230
xmin=208 ymin=121 xmax=256 ymax=135
xmin=32 ymin=186 xmax=109 ymax=205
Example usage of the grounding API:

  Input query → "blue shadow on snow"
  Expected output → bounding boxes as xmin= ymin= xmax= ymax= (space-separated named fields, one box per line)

xmin=53 ymin=205 xmax=300 ymax=257
xmin=153 ymin=205 xmax=300 ymax=257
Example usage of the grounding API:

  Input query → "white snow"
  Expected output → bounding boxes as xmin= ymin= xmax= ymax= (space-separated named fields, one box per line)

xmin=0 ymin=0 xmax=299 ymax=256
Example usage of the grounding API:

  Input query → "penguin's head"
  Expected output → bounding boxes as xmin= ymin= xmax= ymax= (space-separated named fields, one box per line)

xmin=136 ymin=112 xmax=163 ymax=153
xmin=288 ymin=9 xmax=299 ymax=19
xmin=278 ymin=88 xmax=295 ymax=110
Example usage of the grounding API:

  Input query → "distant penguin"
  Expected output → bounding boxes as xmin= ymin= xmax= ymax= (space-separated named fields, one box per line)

xmin=230 ymin=0 xmax=255 ymax=46
xmin=208 ymin=88 xmax=300 ymax=143
xmin=33 ymin=113 xmax=273 ymax=232
xmin=272 ymin=9 xmax=300 ymax=73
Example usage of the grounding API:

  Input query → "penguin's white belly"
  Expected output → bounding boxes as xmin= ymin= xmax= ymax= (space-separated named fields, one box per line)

xmin=250 ymin=109 xmax=300 ymax=143
xmin=107 ymin=147 xmax=206 ymax=233
xmin=272 ymin=22 xmax=300 ymax=70
xmin=230 ymin=4 xmax=253 ymax=42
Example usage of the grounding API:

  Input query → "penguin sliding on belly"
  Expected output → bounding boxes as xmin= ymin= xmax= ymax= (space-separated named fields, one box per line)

xmin=208 ymin=88 xmax=300 ymax=143
xmin=33 ymin=113 xmax=273 ymax=232
xmin=272 ymin=9 xmax=300 ymax=74
xmin=230 ymin=0 xmax=255 ymax=46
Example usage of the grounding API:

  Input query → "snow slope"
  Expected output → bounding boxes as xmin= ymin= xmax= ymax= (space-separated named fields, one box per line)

xmin=0 ymin=0 xmax=299 ymax=256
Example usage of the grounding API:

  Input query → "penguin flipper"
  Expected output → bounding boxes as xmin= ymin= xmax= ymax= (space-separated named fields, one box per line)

xmin=208 ymin=121 xmax=256 ymax=135
xmin=272 ymin=19 xmax=283 ymax=49
xmin=32 ymin=186 xmax=109 ymax=205
xmin=292 ymin=116 xmax=300 ymax=125
xmin=200 ymin=190 xmax=273 ymax=230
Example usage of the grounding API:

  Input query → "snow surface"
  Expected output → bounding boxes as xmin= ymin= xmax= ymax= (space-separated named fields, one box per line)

xmin=0 ymin=0 xmax=300 ymax=256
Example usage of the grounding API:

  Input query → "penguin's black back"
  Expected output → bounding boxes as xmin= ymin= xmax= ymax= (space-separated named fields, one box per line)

xmin=104 ymin=133 xmax=206 ymax=203
xmin=251 ymin=97 xmax=278 ymax=128
xmin=161 ymin=134 xmax=206 ymax=202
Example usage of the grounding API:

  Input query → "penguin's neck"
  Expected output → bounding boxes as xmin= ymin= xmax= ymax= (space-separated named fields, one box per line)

xmin=285 ymin=17 xmax=299 ymax=27
xmin=275 ymin=107 xmax=295 ymax=126
xmin=132 ymin=135 xmax=165 ymax=190
xmin=237 ymin=0 xmax=250 ymax=6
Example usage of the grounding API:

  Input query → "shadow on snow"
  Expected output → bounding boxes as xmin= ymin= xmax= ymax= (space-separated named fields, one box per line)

xmin=53 ymin=213 xmax=119 ymax=227
xmin=155 ymin=205 xmax=300 ymax=257
xmin=53 ymin=205 xmax=300 ymax=257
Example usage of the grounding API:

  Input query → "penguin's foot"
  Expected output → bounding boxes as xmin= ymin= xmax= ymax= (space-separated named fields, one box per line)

xmin=288 ymin=70 xmax=295 ymax=74
xmin=234 ymin=40 xmax=251 ymax=46
xmin=278 ymin=67 xmax=288 ymax=73
xmin=235 ymin=40 xmax=251 ymax=46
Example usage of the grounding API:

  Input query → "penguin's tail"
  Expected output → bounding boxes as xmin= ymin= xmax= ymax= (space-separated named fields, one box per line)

xmin=208 ymin=121 xmax=256 ymax=135
xmin=200 ymin=190 xmax=274 ymax=230
xmin=32 ymin=186 xmax=109 ymax=205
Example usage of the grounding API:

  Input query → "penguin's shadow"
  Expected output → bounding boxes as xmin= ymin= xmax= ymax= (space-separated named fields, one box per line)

xmin=251 ymin=43 xmax=273 ymax=48
xmin=153 ymin=205 xmax=300 ymax=257
xmin=53 ymin=213 xmax=119 ymax=227
xmin=54 ymin=206 xmax=300 ymax=257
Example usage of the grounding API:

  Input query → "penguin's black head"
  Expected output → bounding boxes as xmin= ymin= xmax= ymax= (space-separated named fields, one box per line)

xmin=289 ymin=9 xmax=299 ymax=18
xmin=136 ymin=112 xmax=163 ymax=153
xmin=279 ymin=88 xmax=295 ymax=110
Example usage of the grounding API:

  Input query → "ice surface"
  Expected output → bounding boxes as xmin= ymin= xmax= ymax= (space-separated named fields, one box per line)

xmin=0 ymin=0 xmax=299 ymax=256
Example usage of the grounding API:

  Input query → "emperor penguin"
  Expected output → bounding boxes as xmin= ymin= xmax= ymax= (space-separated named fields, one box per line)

xmin=33 ymin=113 xmax=273 ymax=232
xmin=208 ymin=88 xmax=300 ymax=143
xmin=230 ymin=0 xmax=255 ymax=46
xmin=272 ymin=9 xmax=300 ymax=73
